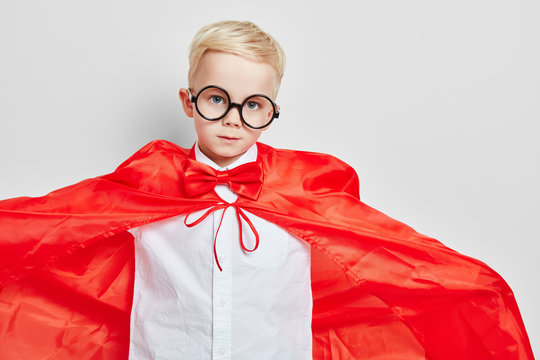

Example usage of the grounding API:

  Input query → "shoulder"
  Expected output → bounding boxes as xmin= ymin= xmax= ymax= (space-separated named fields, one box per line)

xmin=257 ymin=142 xmax=360 ymax=199
xmin=100 ymin=139 xmax=190 ymax=195
xmin=116 ymin=139 xmax=190 ymax=169
xmin=257 ymin=142 xmax=352 ymax=168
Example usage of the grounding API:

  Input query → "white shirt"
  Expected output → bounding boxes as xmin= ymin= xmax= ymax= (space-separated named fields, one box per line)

xmin=128 ymin=143 xmax=313 ymax=360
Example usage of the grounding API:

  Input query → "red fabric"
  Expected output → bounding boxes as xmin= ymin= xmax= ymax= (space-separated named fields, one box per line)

xmin=183 ymin=202 xmax=261 ymax=271
xmin=0 ymin=140 xmax=534 ymax=359
xmin=183 ymin=158 xmax=264 ymax=200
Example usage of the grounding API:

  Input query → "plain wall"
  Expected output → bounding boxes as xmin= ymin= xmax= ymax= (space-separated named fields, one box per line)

xmin=1 ymin=0 xmax=538 ymax=355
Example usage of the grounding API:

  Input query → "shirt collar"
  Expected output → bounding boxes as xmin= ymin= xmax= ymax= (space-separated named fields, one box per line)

xmin=194 ymin=142 xmax=258 ymax=171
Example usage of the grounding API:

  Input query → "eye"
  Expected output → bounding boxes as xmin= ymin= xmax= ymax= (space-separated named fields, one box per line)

xmin=210 ymin=95 xmax=224 ymax=104
xmin=246 ymin=101 xmax=260 ymax=110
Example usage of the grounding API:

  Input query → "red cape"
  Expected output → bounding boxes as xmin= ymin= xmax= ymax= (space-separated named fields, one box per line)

xmin=0 ymin=140 xmax=534 ymax=359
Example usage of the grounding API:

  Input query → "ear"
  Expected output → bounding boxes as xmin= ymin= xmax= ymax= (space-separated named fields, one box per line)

xmin=179 ymin=88 xmax=194 ymax=118
xmin=262 ymin=104 xmax=279 ymax=132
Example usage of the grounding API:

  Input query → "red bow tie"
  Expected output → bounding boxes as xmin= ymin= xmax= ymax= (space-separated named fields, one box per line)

xmin=183 ymin=159 xmax=264 ymax=200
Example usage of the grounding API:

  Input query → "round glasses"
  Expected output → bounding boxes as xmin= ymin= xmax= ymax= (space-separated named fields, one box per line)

xmin=189 ymin=85 xmax=279 ymax=129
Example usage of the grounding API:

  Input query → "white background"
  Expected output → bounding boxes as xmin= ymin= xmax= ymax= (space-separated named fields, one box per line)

xmin=1 ymin=0 xmax=538 ymax=355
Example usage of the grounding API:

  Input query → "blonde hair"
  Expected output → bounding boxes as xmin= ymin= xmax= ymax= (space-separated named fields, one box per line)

xmin=188 ymin=20 xmax=286 ymax=93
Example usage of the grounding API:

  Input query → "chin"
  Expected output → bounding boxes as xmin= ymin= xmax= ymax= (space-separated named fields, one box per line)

xmin=218 ymin=151 xmax=244 ymax=160
xmin=209 ymin=147 xmax=243 ymax=161
xmin=213 ymin=145 xmax=245 ymax=156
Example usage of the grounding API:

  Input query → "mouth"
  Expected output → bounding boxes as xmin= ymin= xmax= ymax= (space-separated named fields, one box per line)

xmin=218 ymin=135 xmax=241 ymax=142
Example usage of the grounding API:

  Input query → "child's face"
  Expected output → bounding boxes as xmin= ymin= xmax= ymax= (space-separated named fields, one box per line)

xmin=179 ymin=50 xmax=278 ymax=167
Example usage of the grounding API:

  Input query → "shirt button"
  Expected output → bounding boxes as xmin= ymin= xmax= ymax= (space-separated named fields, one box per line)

xmin=219 ymin=254 xmax=227 ymax=262
xmin=218 ymin=347 xmax=226 ymax=355
xmin=219 ymin=298 xmax=227 ymax=306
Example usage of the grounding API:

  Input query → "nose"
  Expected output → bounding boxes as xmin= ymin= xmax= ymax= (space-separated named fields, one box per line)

xmin=222 ymin=103 xmax=243 ymax=128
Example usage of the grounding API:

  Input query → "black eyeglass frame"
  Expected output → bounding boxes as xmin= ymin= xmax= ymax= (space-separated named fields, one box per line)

xmin=188 ymin=85 xmax=280 ymax=129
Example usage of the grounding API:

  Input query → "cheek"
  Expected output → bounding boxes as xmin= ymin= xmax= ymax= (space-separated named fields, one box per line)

xmin=246 ymin=129 xmax=264 ymax=142
xmin=193 ymin=121 xmax=213 ymax=145
xmin=193 ymin=117 xmax=211 ymax=134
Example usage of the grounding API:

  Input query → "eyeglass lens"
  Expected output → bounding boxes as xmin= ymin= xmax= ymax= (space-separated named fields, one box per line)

xmin=195 ymin=87 xmax=275 ymax=128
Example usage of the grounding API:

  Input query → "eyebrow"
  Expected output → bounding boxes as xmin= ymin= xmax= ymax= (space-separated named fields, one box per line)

xmin=190 ymin=85 xmax=274 ymax=101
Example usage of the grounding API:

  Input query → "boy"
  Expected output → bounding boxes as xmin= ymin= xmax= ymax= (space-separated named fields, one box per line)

xmin=129 ymin=23 xmax=312 ymax=359
xmin=0 ymin=20 xmax=534 ymax=360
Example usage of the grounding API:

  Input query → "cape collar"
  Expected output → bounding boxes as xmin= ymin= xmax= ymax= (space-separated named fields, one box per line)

xmin=188 ymin=142 xmax=259 ymax=171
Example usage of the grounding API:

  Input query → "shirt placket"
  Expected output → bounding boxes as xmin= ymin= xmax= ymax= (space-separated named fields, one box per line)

xmin=212 ymin=206 xmax=233 ymax=360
